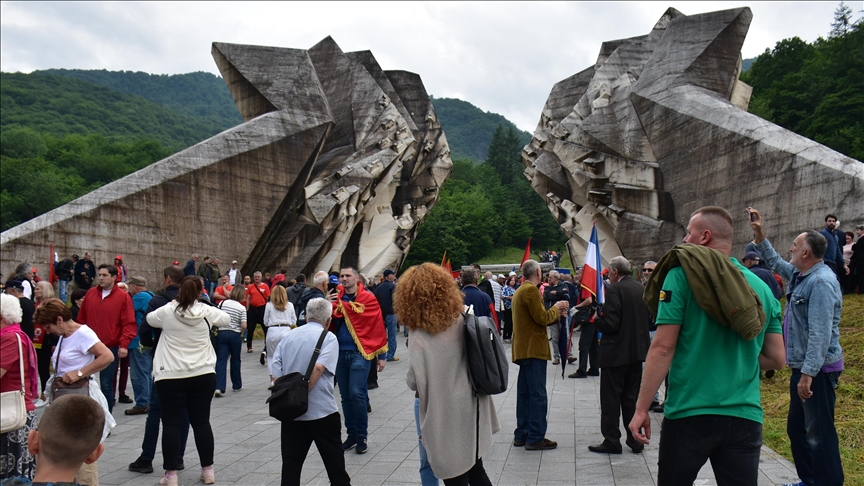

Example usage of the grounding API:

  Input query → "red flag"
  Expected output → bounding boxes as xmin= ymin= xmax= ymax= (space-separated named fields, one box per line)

xmin=49 ymin=244 xmax=56 ymax=284
xmin=441 ymin=250 xmax=447 ymax=267
xmin=444 ymin=259 xmax=452 ymax=275
xmin=521 ymin=237 xmax=532 ymax=265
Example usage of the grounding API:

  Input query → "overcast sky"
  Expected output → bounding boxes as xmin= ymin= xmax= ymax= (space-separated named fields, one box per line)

xmin=0 ymin=1 xmax=848 ymax=131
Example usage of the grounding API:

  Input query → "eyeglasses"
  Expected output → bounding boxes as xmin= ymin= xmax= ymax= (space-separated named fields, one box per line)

xmin=642 ymin=268 xmax=653 ymax=273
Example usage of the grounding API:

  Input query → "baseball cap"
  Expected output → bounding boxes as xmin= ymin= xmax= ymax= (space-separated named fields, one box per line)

xmin=232 ymin=260 xmax=238 ymax=264
xmin=330 ymin=275 xmax=339 ymax=285
xmin=383 ymin=269 xmax=395 ymax=277
xmin=743 ymin=251 xmax=760 ymax=261
xmin=4 ymin=279 xmax=25 ymax=291
xmin=509 ymin=271 xmax=517 ymax=276
xmin=127 ymin=276 xmax=146 ymax=287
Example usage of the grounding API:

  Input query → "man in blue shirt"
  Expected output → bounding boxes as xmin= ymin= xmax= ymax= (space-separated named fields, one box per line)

xmin=820 ymin=214 xmax=847 ymax=282
xmin=272 ymin=298 xmax=350 ymax=486
xmin=126 ymin=276 xmax=153 ymax=416
xmin=460 ymin=269 xmax=499 ymax=328
xmin=750 ymin=207 xmax=845 ymax=486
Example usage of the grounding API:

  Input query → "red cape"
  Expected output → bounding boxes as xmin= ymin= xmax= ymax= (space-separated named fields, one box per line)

xmin=332 ymin=282 xmax=388 ymax=359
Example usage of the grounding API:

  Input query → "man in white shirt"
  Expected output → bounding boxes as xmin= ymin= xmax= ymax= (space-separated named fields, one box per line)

xmin=272 ymin=298 xmax=350 ymax=486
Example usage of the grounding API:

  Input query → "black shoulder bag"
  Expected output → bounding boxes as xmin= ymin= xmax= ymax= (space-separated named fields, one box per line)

xmin=266 ymin=327 xmax=328 ymax=421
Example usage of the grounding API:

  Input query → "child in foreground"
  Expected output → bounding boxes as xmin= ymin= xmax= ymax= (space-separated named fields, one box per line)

xmin=2 ymin=395 xmax=105 ymax=486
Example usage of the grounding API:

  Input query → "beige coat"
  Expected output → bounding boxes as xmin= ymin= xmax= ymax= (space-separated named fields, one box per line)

xmin=406 ymin=316 xmax=500 ymax=479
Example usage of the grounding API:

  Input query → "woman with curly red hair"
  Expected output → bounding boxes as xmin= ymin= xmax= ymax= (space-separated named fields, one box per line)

xmin=395 ymin=263 xmax=500 ymax=486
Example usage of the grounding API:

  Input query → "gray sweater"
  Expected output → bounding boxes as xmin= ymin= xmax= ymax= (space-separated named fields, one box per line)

xmin=406 ymin=316 xmax=500 ymax=479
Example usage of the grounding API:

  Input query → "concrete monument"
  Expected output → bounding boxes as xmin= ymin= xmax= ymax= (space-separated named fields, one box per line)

xmin=523 ymin=7 xmax=863 ymax=267
xmin=1 ymin=38 xmax=452 ymax=286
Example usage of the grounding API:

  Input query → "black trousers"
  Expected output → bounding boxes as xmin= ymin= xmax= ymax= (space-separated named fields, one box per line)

xmin=600 ymin=362 xmax=642 ymax=445
xmin=281 ymin=412 xmax=351 ymax=486
xmin=577 ymin=323 xmax=598 ymax=372
xmin=246 ymin=304 xmax=267 ymax=350
xmin=36 ymin=345 xmax=51 ymax=393
xmin=155 ymin=373 xmax=216 ymax=471
xmin=443 ymin=458 xmax=493 ymax=486
xmin=501 ymin=309 xmax=513 ymax=340
xmin=658 ymin=415 xmax=762 ymax=486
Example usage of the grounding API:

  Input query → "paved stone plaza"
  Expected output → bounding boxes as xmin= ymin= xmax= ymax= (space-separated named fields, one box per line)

xmin=95 ymin=336 xmax=800 ymax=486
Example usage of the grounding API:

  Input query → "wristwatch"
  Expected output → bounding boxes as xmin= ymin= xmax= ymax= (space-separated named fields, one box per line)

xmin=77 ymin=370 xmax=83 ymax=378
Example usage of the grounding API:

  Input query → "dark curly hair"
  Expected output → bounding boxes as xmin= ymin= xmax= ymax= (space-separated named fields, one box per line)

xmin=394 ymin=263 xmax=463 ymax=335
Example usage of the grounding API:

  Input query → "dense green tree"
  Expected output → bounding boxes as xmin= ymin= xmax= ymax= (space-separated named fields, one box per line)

xmin=1 ymin=72 xmax=233 ymax=152
xmin=741 ymin=10 xmax=864 ymax=161
xmin=430 ymin=97 xmax=531 ymax=162
xmin=0 ymin=132 xmax=171 ymax=230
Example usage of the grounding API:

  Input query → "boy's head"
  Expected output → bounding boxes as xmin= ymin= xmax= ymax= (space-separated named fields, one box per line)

xmin=29 ymin=395 xmax=105 ymax=468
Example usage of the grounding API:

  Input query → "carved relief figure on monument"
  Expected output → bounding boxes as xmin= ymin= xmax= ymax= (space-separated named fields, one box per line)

xmin=522 ymin=6 xmax=864 ymax=267
xmin=0 ymin=38 xmax=452 ymax=290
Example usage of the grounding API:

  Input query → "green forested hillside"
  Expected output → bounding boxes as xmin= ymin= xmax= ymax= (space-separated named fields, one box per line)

xmin=0 ymin=72 xmax=232 ymax=152
xmin=36 ymin=69 xmax=242 ymax=132
xmin=430 ymin=97 xmax=531 ymax=162
xmin=741 ymin=12 xmax=863 ymax=161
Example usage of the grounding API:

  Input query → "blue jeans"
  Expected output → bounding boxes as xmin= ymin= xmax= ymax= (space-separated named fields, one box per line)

xmin=415 ymin=397 xmax=439 ymax=486
xmin=99 ymin=347 xmax=119 ymax=412
xmin=58 ymin=279 xmax=69 ymax=304
xmin=658 ymin=415 xmax=762 ymax=486
xmin=514 ymin=358 xmax=548 ymax=444
xmin=385 ymin=314 xmax=398 ymax=360
xmin=129 ymin=347 xmax=152 ymax=408
xmin=335 ymin=349 xmax=371 ymax=438
xmin=788 ymin=369 xmax=844 ymax=486
xmin=215 ymin=331 xmax=242 ymax=391
xmin=140 ymin=376 xmax=189 ymax=463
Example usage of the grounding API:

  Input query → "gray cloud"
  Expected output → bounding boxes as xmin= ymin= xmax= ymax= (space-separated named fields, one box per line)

xmin=0 ymin=1 xmax=843 ymax=131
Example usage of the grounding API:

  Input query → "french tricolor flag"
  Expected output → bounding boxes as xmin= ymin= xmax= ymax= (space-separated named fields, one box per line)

xmin=580 ymin=222 xmax=605 ymax=304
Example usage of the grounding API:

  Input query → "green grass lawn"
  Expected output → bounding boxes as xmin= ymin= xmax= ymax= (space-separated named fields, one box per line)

xmin=761 ymin=293 xmax=863 ymax=484
xmin=477 ymin=246 xmax=573 ymax=270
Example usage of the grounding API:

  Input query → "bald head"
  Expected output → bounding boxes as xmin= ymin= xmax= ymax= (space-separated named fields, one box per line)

xmin=683 ymin=206 xmax=734 ymax=255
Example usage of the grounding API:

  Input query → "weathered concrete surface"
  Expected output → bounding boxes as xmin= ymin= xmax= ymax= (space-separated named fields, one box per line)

xmin=523 ymin=7 xmax=864 ymax=267
xmin=1 ymin=38 xmax=451 ymax=286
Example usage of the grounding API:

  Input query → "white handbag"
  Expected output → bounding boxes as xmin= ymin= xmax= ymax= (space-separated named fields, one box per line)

xmin=0 ymin=334 xmax=28 ymax=433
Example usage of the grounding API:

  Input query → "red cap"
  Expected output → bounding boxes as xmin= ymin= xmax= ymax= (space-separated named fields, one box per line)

xmin=32 ymin=267 xmax=38 ymax=274
xmin=115 ymin=255 xmax=123 ymax=260
xmin=173 ymin=261 xmax=179 ymax=265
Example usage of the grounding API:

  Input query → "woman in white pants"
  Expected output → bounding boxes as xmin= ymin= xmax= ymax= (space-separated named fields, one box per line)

xmin=264 ymin=285 xmax=296 ymax=387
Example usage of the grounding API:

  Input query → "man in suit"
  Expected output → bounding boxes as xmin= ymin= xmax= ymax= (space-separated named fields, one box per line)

xmin=589 ymin=256 xmax=651 ymax=454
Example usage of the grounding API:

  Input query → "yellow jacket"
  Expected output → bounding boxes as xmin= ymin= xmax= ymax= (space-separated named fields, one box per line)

xmin=511 ymin=282 xmax=561 ymax=362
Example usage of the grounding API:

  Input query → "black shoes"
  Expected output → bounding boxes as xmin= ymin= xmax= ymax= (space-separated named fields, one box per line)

xmin=367 ymin=402 xmax=372 ymax=413
xmin=367 ymin=382 xmax=379 ymax=390
xmin=588 ymin=441 xmax=622 ymax=454
xmin=651 ymin=402 xmax=665 ymax=413
xmin=128 ymin=458 xmax=153 ymax=474
xmin=356 ymin=437 xmax=368 ymax=454
xmin=513 ymin=439 xmax=526 ymax=447
xmin=342 ymin=436 xmax=358 ymax=451
xmin=587 ymin=369 xmax=600 ymax=376
xmin=260 ymin=351 xmax=267 ymax=365
xmin=568 ymin=370 xmax=587 ymax=379
xmin=525 ymin=438 xmax=557 ymax=450
xmin=567 ymin=357 xmax=578 ymax=364
xmin=626 ymin=439 xmax=645 ymax=454
xmin=118 ymin=394 xmax=133 ymax=404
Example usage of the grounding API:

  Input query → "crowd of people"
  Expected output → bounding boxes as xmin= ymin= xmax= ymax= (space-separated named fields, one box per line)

xmin=0 ymin=208 xmax=860 ymax=486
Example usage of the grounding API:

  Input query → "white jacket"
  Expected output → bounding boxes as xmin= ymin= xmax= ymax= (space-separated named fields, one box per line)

xmin=146 ymin=301 xmax=229 ymax=382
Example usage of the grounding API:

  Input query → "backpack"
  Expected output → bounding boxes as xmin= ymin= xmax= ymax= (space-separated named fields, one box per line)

xmin=463 ymin=309 xmax=508 ymax=395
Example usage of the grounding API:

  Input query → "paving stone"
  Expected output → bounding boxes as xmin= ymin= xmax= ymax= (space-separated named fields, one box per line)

xmin=94 ymin=337 xmax=797 ymax=485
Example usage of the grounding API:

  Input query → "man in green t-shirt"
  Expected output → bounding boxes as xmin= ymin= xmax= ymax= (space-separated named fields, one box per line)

xmin=628 ymin=206 xmax=786 ymax=486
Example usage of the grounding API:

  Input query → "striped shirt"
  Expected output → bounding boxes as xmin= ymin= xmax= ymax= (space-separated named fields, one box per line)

xmin=218 ymin=299 xmax=247 ymax=332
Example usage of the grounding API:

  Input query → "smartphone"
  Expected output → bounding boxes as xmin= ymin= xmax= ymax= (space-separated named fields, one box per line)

xmin=749 ymin=211 xmax=756 ymax=222
xmin=328 ymin=282 xmax=338 ymax=293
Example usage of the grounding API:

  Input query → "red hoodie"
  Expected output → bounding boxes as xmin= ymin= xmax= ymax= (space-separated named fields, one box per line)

xmin=76 ymin=284 xmax=137 ymax=349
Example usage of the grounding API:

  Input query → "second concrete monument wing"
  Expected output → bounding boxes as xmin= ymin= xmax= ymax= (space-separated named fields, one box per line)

xmin=523 ymin=6 xmax=864 ymax=268
xmin=0 ymin=38 xmax=452 ymax=287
